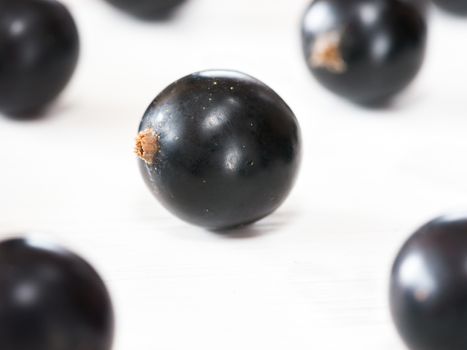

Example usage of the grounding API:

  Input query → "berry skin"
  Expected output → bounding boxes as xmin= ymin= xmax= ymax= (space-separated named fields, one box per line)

xmin=103 ymin=0 xmax=186 ymax=19
xmin=301 ymin=0 xmax=427 ymax=105
xmin=432 ymin=0 xmax=467 ymax=15
xmin=135 ymin=70 xmax=301 ymax=230
xmin=390 ymin=215 xmax=467 ymax=350
xmin=0 ymin=237 xmax=114 ymax=350
xmin=0 ymin=0 xmax=79 ymax=117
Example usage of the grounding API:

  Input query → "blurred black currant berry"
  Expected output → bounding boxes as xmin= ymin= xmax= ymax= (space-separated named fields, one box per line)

xmin=390 ymin=214 xmax=467 ymax=350
xmin=0 ymin=237 xmax=114 ymax=350
xmin=0 ymin=0 xmax=79 ymax=117
xmin=301 ymin=0 xmax=427 ymax=105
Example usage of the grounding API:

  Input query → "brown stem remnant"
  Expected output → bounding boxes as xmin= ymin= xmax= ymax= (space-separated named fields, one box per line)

xmin=310 ymin=31 xmax=347 ymax=74
xmin=135 ymin=128 xmax=159 ymax=165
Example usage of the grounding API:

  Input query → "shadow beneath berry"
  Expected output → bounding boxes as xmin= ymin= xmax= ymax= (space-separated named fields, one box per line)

xmin=346 ymin=87 xmax=428 ymax=115
xmin=134 ymin=7 xmax=184 ymax=22
xmin=112 ymin=0 xmax=187 ymax=23
xmin=357 ymin=98 xmax=394 ymax=110
xmin=2 ymin=100 xmax=72 ymax=122
xmin=211 ymin=211 xmax=298 ymax=239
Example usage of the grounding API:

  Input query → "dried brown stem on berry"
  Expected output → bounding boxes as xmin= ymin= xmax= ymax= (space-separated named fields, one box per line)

xmin=135 ymin=128 xmax=159 ymax=165
xmin=310 ymin=32 xmax=347 ymax=73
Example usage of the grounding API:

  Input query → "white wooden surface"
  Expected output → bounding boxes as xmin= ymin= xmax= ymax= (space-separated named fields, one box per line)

xmin=0 ymin=0 xmax=466 ymax=348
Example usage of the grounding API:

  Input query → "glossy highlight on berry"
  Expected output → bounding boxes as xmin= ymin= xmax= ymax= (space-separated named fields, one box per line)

xmin=136 ymin=70 xmax=301 ymax=230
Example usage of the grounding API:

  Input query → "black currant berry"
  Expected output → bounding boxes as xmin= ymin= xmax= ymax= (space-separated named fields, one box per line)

xmin=390 ymin=215 xmax=467 ymax=350
xmin=301 ymin=0 xmax=427 ymax=105
xmin=432 ymin=0 xmax=467 ymax=15
xmin=0 ymin=237 xmax=114 ymax=350
xmin=0 ymin=0 xmax=79 ymax=117
xmin=103 ymin=0 xmax=186 ymax=19
xmin=135 ymin=70 xmax=301 ymax=230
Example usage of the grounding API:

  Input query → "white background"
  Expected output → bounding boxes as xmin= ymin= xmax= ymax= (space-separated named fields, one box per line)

xmin=0 ymin=0 xmax=466 ymax=348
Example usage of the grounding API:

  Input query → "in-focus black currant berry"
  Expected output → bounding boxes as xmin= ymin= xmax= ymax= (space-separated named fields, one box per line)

xmin=301 ymin=0 xmax=427 ymax=105
xmin=0 ymin=0 xmax=79 ymax=117
xmin=432 ymin=0 xmax=467 ymax=15
xmin=0 ymin=237 xmax=114 ymax=350
xmin=104 ymin=0 xmax=186 ymax=19
xmin=390 ymin=215 xmax=467 ymax=350
xmin=135 ymin=70 xmax=301 ymax=230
